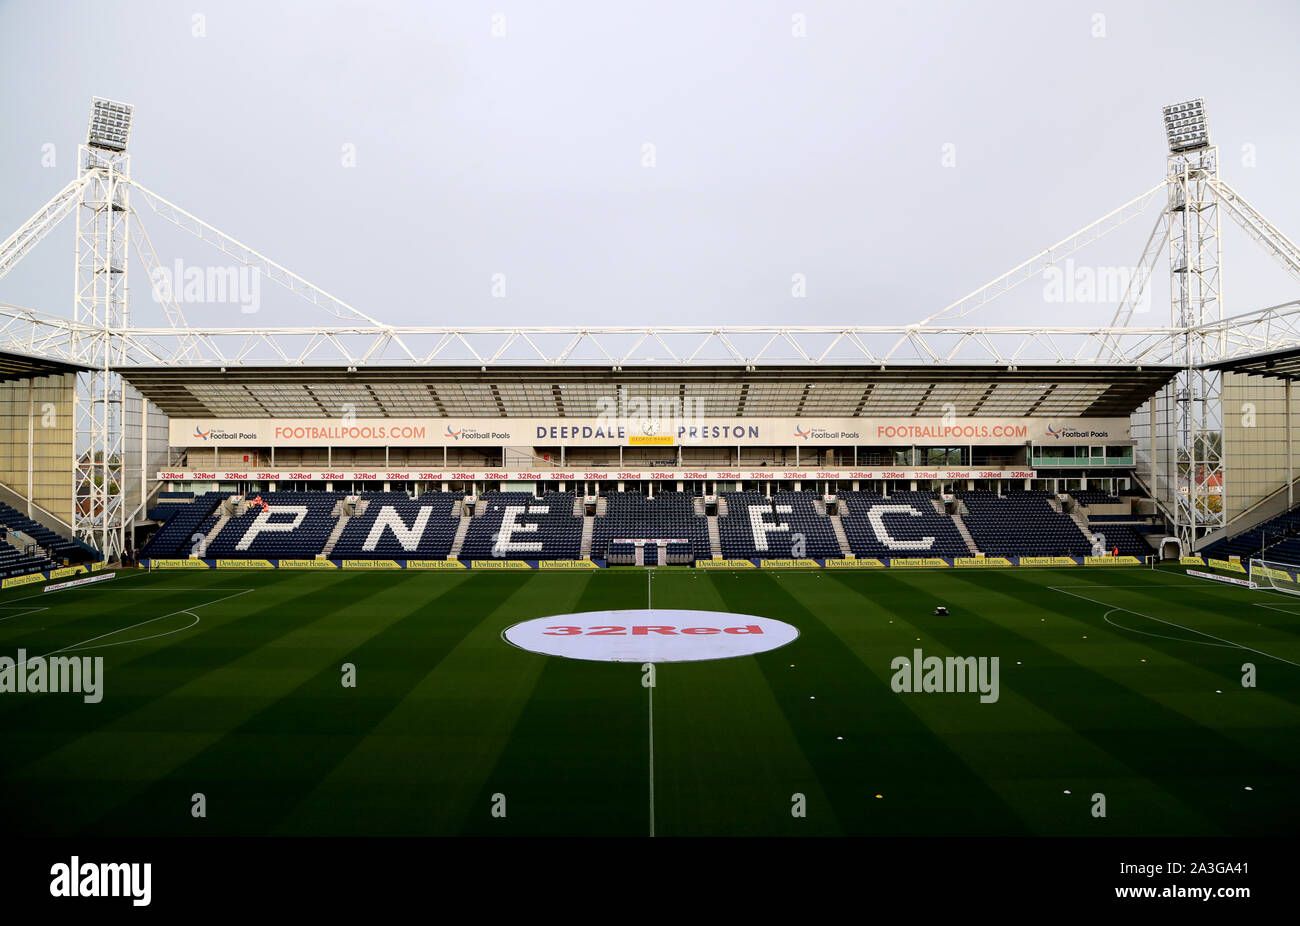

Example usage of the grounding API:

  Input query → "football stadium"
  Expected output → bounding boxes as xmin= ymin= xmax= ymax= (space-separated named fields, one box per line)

xmin=2 ymin=25 xmax=1300 ymax=874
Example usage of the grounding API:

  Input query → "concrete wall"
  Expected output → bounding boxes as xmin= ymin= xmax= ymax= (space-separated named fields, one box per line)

xmin=1222 ymin=371 xmax=1300 ymax=518
xmin=0 ymin=373 xmax=75 ymax=525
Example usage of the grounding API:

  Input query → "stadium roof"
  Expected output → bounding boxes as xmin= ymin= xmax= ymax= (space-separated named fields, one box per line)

xmin=122 ymin=364 xmax=1179 ymax=420
xmin=1205 ymin=346 xmax=1300 ymax=382
xmin=0 ymin=348 xmax=87 ymax=383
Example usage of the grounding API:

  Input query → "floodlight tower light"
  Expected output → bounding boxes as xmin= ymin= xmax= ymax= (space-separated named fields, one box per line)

xmin=86 ymin=97 xmax=133 ymax=152
xmin=73 ymin=96 xmax=135 ymax=560
xmin=1162 ymin=98 xmax=1209 ymax=153
xmin=1159 ymin=98 xmax=1223 ymax=548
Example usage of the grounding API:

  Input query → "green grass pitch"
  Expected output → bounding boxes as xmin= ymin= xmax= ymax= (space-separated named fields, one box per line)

xmin=1 ymin=565 xmax=1298 ymax=836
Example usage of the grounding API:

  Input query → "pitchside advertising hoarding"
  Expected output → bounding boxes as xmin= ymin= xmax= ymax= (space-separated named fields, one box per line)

xmin=172 ymin=416 xmax=1130 ymax=448
xmin=156 ymin=467 xmax=1040 ymax=482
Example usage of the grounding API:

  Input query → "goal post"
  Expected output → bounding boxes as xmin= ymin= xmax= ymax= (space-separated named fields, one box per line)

xmin=1249 ymin=558 xmax=1300 ymax=596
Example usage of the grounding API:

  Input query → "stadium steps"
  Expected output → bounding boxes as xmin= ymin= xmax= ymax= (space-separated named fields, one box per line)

xmin=694 ymin=497 xmax=705 ymax=517
xmin=707 ymin=514 xmax=721 ymax=558
xmin=718 ymin=496 xmax=729 ymax=517
xmin=928 ymin=497 xmax=979 ymax=555
xmin=572 ymin=494 xmax=583 ymax=517
xmin=828 ymin=513 xmax=851 ymax=557
xmin=951 ymin=513 xmax=979 ymax=555
xmin=322 ymin=499 xmax=366 ymax=557
xmin=580 ymin=513 xmax=594 ymax=557
xmin=202 ymin=509 xmax=234 ymax=553
xmin=0 ymin=527 xmax=47 ymax=565
xmin=1067 ymin=505 xmax=1094 ymax=543
xmin=596 ymin=496 xmax=607 ymax=517
xmin=449 ymin=513 xmax=472 ymax=558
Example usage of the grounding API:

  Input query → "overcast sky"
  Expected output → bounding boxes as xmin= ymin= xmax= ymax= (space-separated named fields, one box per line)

xmin=1 ymin=0 xmax=1297 ymax=340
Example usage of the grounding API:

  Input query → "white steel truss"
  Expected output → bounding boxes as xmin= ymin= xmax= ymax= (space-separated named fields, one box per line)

xmin=1164 ymin=146 xmax=1224 ymax=545
xmin=72 ymin=145 xmax=131 ymax=560
xmin=0 ymin=174 xmax=1296 ymax=371
xmin=6 ymin=314 xmax=1299 ymax=368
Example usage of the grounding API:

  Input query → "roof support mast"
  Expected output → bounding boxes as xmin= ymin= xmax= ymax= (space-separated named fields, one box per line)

xmin=72 ymin=98 xmax=133 ymax=561
xmin=1162 ymin=99 xmax=1224 ymax=549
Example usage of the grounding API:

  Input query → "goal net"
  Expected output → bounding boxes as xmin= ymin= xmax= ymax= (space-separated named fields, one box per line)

xmin=1249 ymin=558 xmax=1300 ymax=596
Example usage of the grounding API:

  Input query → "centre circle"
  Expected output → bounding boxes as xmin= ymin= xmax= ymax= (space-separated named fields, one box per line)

xmin=502 ymin=609 xmax=800 ymax=663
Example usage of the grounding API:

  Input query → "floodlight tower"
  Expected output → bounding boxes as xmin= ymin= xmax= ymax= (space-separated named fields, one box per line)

xmin=1162 ymin=99 xmax=1225 ymax=546
xmin=73 ymin=98 xmax=133 ymax=560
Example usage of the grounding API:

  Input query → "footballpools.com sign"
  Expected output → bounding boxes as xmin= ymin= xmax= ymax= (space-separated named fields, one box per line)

xmin=503 ymin=610 xmax=800 ymax=663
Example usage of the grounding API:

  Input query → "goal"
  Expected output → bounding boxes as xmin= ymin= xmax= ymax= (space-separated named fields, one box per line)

xmin=1249 ymin=558 xmax=1300 ymax=596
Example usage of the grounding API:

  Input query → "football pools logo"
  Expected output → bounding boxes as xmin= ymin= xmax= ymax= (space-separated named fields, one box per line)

xmin=503 ymin=609 xmax=799 ymax=663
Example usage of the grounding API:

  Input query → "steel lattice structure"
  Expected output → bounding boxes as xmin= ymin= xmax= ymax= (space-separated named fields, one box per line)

xmin=2 ymin=100 xmax=1300 ymax=555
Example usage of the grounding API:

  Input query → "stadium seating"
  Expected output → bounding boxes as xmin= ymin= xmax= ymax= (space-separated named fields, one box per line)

xmin=203 ymin=492 xmax=345 ymax=559
xmin=840 ymin=491 xmax=970 ymax=558
xmin=591 ymin=491 xmax=709 ymax=560
xmin=0 ymin=539 xmax=52 ymax=579
xmin=959 ymin=491 xmax=1092 ymax=557
xmin=664 ymin=540 xmax=693 ymax=564
xmin=0 ymin=502 xmax=86 ymax=565
xmin=129 ymin=487 xmax=1166 ymax=565
xmin=1071 ymin=490 xmax=1123 ymax=507
xmin=459 ymin=491 xmax=582 ymax=560
xmin=718 ymin=491 xmax=840 ymax=559
xmin=140 ymin=493 xmax=224 ymax=558
xmin=331 ymin=492 xmax=462 ymax=559
xmin=1085 ymin=522 xmax=1154 ymax=558
xmin=1203 ymin=505 xmax=1300 ymax=566
xmin=1267 ymin=537 xmax=1300 ymax=564
xmin=606 ymin=539 xmax=636 ymax=565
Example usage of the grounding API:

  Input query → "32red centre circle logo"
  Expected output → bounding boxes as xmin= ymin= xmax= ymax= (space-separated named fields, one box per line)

xmin=503 ymin=609 xmax=800 ymax=663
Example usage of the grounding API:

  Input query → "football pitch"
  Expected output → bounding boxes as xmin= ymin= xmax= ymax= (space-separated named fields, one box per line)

xmin=1 ymin=565 xmax=1298 ymax=837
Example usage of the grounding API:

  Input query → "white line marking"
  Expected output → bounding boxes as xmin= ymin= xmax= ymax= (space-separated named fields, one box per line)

xmin=0 ymin=578 xmax=229 ymax=605
xmin=61 ymin=611 xmax=202 ymax=653
xmin=648 ymin=678 xmax=655 ymax=838
xmin=0 ymin=606 xmax=47 ymax=623
xmin=1102 ymin=609 xmax=1235 ymax=648
xmin=1254 ymin=600 xmax=1300 ymax=616
xmin=17 ymin=588 xmax=256 ymax=667
xmin=1050 ymin=585 xmax=1300 ymax=669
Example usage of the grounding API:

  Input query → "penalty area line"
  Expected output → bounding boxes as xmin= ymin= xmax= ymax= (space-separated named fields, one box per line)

xmin=59 ymin=611 xmax=202 ymax=654
xmin=1050 ymin=585 xmax=1300 ymax=670
xmin=0 ymin=606 xmax=48 ymax=623
xmin=1101 ymin=609 xmax=1235 ymax=648
xmin=17 ymin=587 xmax=257 ymax=668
